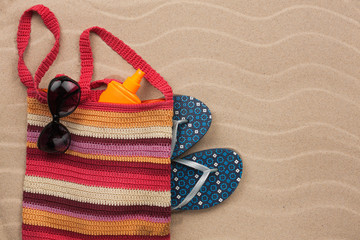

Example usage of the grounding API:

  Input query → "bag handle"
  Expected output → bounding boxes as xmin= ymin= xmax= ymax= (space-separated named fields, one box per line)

xmin=17 ymin=5 xmax=60 ymax=96
xmin=79 ymin=26 xmax=173 ymax=101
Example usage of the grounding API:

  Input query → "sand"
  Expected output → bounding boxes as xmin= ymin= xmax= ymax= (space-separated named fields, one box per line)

xmin=1 ymin=1 xmax=360 ymax=239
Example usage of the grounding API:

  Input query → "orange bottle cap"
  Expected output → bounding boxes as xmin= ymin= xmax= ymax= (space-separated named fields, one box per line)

xmin=123 ymin=69 xmax=144 ymax=93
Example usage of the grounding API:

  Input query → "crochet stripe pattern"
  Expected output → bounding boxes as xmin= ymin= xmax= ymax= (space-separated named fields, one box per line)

xmin=22 ymin=96 xmax=172 ymax=239
xmin=18 ymin=5 xmax=173 ymax=239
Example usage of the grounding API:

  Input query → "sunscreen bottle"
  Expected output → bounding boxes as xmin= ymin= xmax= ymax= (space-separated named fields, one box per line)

xmin=98 ymin=69 xmax=144 ymax=104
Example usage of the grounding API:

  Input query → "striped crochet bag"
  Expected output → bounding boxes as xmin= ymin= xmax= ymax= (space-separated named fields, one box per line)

xmin=18 ymin=5 xmax=173 ymax=240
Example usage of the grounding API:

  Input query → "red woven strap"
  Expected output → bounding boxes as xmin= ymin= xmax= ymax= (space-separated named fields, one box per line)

xmin=79 ymin=26 xmax=173 ymax=101
xmin=17 ymin=5 xmax=60 ymax=92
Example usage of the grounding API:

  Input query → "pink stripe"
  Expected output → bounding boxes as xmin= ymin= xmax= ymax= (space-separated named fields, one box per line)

xmin=23 ymin=231 xmax=71 ymax=240
xmin=27 ymin=131 xmax=170 ymax=158
xmin=25 ymin=160 xmax=170 ymax=191
xmin=23 ymin=203 xmax=170 ymax=223
xmin=69 ymin=143 xmax=169 ymax=158
xmin=22 ymin=227 xmax=170 ymax=240
xmin=22 ymin=233 xmax=56 ymax=240
xmin=26 ymin=157 xmax=169 ymax=181
xmin=22 ymin=230 xmax=79 ymax=240
xmin=27 ymin=129 xmax=41 ymax=135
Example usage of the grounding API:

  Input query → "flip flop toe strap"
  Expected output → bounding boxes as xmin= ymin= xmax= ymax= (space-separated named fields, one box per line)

xmin=172 ymin=159 xmax=217 ymax=210
xmin=170 ymin=119 xmax=188 ymax=157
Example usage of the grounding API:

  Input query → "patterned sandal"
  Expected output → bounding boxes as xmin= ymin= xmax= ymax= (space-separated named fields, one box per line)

xmin=171 ymin=149 xmax=243 ymax=210
xmin=171 ymin=95 xmax=212 ymax=159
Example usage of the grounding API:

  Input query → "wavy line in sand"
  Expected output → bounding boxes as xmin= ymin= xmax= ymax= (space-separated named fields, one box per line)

xmin=0 ymin=127 xmax=26 ymax=134
xmin=0 ymin=168 xmax=25 ymax=174
xmin=242 ymin=150 xmax=360 ymax=163
xmin=316 ymin=238 xmax=350 ymax=240
xmin=215 ymin=121 xmax=359 ymax=140
xmin=160 ymin=58 xmax=360 ymax=81
xmin=222 ymin=204 xmax=360 ymax=217
xmin=1 ymin=102 xmax=26 ymax=107
xmin=84 ymin=1 xmax=360 ymax=27
xmin=81 ymin=0 xmax=165 ymax=8
xmin=0 ymin=222 xmax=21 ymax=228
xmin=177 ymin=83 xmax=360 ymax=110
xmin=0 ymin=142 xmax=24 ymax=148
xmin=0 ymin=198 xmax=21 ymax=203
xmin=222 ymin=128 xmax=360 ymax=154
xmin=350 ymin=0 xmax=360 ymax=15
xmin=131 ymin=29 xmax=360 ymax=55
xmin=246 ymin=180 xmax=360 ymax=194
xmin=159 ymin=57 xmax=360 ymax=81
xmin=3 ymin=6 xmax=360 ymax=51
xmin=187 ymin=1 xmax=360 ymax=24
xmin=0 ymin=47 xmax=17 ymax=52
xmin=241 ymin=183 xmax=360 ymax=213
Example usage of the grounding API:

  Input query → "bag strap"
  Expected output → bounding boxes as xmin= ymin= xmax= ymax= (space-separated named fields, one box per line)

xmin=79 ymin=26 xmax=173 ymax=102
xmin=17 ymin=5 xmax=60 ymax=95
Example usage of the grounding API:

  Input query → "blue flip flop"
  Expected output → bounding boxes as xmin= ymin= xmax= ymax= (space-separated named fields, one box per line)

xmin=171 ymin=95 xmax=212 ymax=159
xmin=171 ymin=149 xmax=243 ymax=210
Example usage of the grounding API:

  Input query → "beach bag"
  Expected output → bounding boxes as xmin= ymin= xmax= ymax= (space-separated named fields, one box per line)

xmin=18 ymin=5 xmax=173 ymax=239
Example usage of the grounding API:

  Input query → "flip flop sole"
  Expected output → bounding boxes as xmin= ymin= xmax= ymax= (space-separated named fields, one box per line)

xmin=171 ymin=149 xmax=243 ymax=210
xmin=172 ymin=95 xmax=212 ymax=159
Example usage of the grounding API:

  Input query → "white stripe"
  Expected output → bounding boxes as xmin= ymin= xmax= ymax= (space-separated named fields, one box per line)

xmin=23 ymin=175 xmax=171 ymax=207
xmin=27 ymin=114 xmax=172 ymax=139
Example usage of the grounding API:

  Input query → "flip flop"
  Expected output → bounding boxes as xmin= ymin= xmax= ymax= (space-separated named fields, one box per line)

xmin=171 ymin=95 xmax=212 ymax=159
xmin=171 ymin=149 xmax=243 ymax=210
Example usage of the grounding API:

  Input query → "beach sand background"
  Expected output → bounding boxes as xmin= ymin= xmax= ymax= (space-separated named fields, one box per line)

xmin=1 ymin=1 xmax=360 ymax=239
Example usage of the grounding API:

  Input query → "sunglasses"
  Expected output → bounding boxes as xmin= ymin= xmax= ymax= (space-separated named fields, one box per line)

xmin=37 ymin=76 xmax=81 ymax=153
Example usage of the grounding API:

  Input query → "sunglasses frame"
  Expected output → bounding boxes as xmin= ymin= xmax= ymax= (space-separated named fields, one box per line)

xmin=37 ymin=76 xmax=81 ymax=154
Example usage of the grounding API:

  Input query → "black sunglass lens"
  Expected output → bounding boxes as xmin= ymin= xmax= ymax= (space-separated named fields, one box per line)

xmin=48 ymin=77 xmax=81 ymax=118
xmin=37 ymin=122 xmax=71 ymax=153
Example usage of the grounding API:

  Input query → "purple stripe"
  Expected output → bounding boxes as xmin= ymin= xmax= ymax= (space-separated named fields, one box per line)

xmin=23 ymin=202 xmax=170 ymax=223
xmin=26 ymin=148 xmax=170 ymax=176
xmin=27 ymin=131 xmax=171 ymax=158
xmin=27 ymin=125 xmax=171 ymax=145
